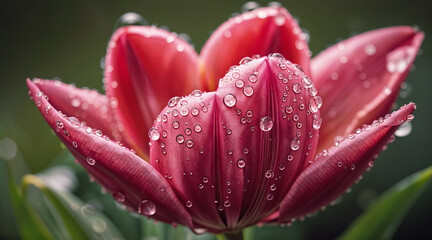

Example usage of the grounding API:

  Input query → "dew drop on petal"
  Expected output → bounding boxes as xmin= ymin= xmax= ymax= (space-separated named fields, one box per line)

xmin=287 ymin=154 xmax=293 ymax=161
xmin=185 ymin=201 xmax=192 ymax=208
xmin=138 ymin=200 xmax=156 ymax=216
xmin=172 ymin=121 xmax=180 ymax=129
xmin=249 ymin=74 xmax=258 ymax=83
xmin=113 ymin=192 xmax=125 ymax=203
xmin=243 ymin=85 xmax=254 ymax=96
xmin=292 ymin=83 xmax=302 ymax=94
xmin=239 ymin=57 xmax=253 ymax=65
xmin=237 ymin=158 xmax=246 ymax=168
xmin=265 ymin=170 xmax=274 ymax=178
xmin=309 ymin=96 xmax=322 ymax=113
xmin=290 ymin=139 xmax=300 ymax=151
xmin=176 ymin=134 xmax=185 ymax=144
xmin=186 ymin=139 xmax=194 ymax=148
xmin=235 ymin=80 xmax=245 ymax=88
xmin=194 ymin=124 xmax=202 ymax=133
xmin=313 ymin=114 xmax=322 ymax=130
xmin=260 ymin=117 xmax=273 ymax=131
xmin=274 ymin=12 xmax=286 ymax=26
xmin=86 ymin=157 xmax=96 ymax=165
xmin=223 ymin=94 xmax=237 ymax=107
xmin=395 ymin=121 xmax=412 ymax=137
xmin=364 ymin=43 xmax=377 ymax=56
xmin=148 ymin=127 xmax=160 ymax=141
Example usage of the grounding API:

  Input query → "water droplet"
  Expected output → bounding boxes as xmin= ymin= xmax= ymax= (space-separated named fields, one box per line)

xmin=313 ymin=114 xmax=322 ymax=130
xmin=179 ymin=107 xmax=189 ymax=116
xmin=364 ymin=43 xmax=376 ymax=56
xmin=224 ymin=30 xmax=232 ymax=38
xmin=243 ymin=148 xmax=249 ymax=154
xmin=226 ymin=129 xmax=232 ymax=135
xmin=236 ymin=80 xmax=245 ymax=88
xmin=176 ymin=134 xmax=185 ymax=144
xmin=395 ymin=121 xmax=412 ymax=137
xmin=194 ymin=124 xmax=202 ymax=133
xmin=337 ymin=161 xmax=343 ymax=168
xmin=223 ymin=94 xmax=237 ymax=107
xmin=292 ymin=83 xmax=302 ymax=94
xmin=268 ymin=53 xmax=285 ymax=60
xmin=243 ymin=85 xmax=254 ymax=96
xmin=56 ymin=120 xmax=64 ymax=129
xmin=113 ymin=192 xmax=125 ymax=203
xmin=148 ymin=128 xmax=160 ymax=141
xmin=259 ymin=117 xmax=273 ymax=131
xmin=270 ymin=184 xmax=277 ymax=191
xmin=279 ymin=164 xmax=286 ymax=170
xmin=266 ymin=193 xmax=274 ymax=201
xmin=274 ymin=12 xmax=286 ymax=26
xmin=203 ymin=177 xmax=209 ymax=183
xmin=290 ymin=139 xmax=300 ymax=151
xmin=224 ymin=200 xmax=231 ymax=208
xmin=185 ymin=201 xmax=192 ymax=208
xmin=71 ymin=98 xmax=81 ymax=107
xmin=237 ymin=158 xmax=246 ymax=168
xmin=172 ymin=121 xmax=180 ymax=129
xmin=138 ymin=200 xmax=156 ymax=216
xmin=186 ymin=139 xmax=194 ymax=148
xmin=331 ymin=72 xmax=339 ymax=80
xmin=287 ymin=155 xmax=293 ymax=161
xmin=309 ymin=96 xmax=322 ymax=113
xmin=116 ymin=12 xmax=147 ymax=27
xmin=350 ymin=164 xmax=356 ymax=170
xmin=246 ymin=110 xmax=253 ymax=118
xmin=285 ymin=105 xmax=293 ymax=114
xmin=184 ymin=128 xmax=192 ymax=136
xmin=383 ymin=87 xmax=392 ymax=95
xmin=72 ymin=141 xmax=78 ymax=148
xmin=168 ymin=96 xmax=180 ymax=107
xmin=239 ymin=57 xmax=253 ymax=65
xmin=265 ymin=170 xmax=274 ymax=178
xmin=86 ymin=157 xmax=96 ymax=165
xmin=249 ymin=74 xmax=258 ymax=83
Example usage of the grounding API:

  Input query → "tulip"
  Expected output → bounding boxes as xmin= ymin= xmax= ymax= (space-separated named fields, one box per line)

xmin=27 ymin=5 xmax=423 ymax=237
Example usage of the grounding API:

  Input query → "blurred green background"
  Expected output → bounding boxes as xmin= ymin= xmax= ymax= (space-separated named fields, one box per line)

xmin=1 ymin=0 xmax=431 ymax=239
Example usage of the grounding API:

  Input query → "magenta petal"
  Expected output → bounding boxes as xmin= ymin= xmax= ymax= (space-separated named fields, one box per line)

xmin=27 ymin=79 xmax=194 ymax=228
xmin=105 ymin=26 xmax=200 ymax=159
xmin=312 ymin=26 xmax=423 ymax=151
xmin=150 ymin=56 xmax=320 ymax=231
xmin=30 ymin=79 xmax=125 ymax=143
xmin=200 ymin=7 xmax=311 ymax=91
xmin=279 ymin=103 xmax=416 ymax=222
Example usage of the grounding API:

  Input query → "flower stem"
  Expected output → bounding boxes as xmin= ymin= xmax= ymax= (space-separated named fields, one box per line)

xmin=220 ymin=230 xmax=243 ymax=240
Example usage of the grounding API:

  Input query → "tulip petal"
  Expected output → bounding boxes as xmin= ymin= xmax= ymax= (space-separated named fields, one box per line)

xmin=312 ymin=26 xmax=423 ymax=151
xmin=150 ymin=56 xmax=320 ymax=231
xmin=200 ymin=7 xmax=311 ymax=91
xmin=105 ymin=26 xmax=200 ymax=159
xmin=279 ymin=103 xmax=416 ymax=222
xmin=27 ymin=79 xmax=194 ymax=228
xmin=30 ymin=79 xmax=125 ymax=143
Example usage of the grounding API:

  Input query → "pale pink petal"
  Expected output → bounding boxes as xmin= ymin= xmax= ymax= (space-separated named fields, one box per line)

xmin=312 ymin=26 xmax=423 ymax=151
xmin=200 ymin=7 xmax=311 ymax=91
xmin=150 ymin=56 xmax=320 ymax=231
xmin=27 ymin=79 xmax=194 ymax=228
xmin=105 ymin=26 xmax=200 ymax=159
xmin=279 ymin=103 xmax=416 ymax=222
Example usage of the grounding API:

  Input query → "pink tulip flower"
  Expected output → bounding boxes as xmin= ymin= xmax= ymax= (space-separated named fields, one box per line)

xmin=27 ymin=6 xmax=423 ymax=235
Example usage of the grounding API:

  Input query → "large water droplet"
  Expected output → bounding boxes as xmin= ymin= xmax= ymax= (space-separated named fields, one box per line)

xmin=313 ymin=114 xmax=322 ymax=130
xmin=148 ymin=128 xmax=160 ymax=141
xmin=292 ymin=83 xmax=302 ymax=94
xmin=194 ymin=124 xmax=202 ymax=133
xmin=116 ymin=12 xmax=147 ymax=28
xmin=176 ymin=134 xmax=185 ymax=144
xmin=259 ymin=117 xmax=273 ymax=131
xmin=249 ymin=74 xmax=258 ymax=83
xmin=168 ymin=96 xmax=181 ymax=107
xmin=223 ymin=94 xmax=237 ymax=107
xmin=395 ymin=121 xmax=412 ymax=137
xmin=138 ymin=200 xmax=156 ymax=216
xmin=309 ymin=96 xmax=322 ymax=113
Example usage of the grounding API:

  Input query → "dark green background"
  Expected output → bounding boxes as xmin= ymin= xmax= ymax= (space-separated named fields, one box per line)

xmin=1 ymin=0 xmax=431 ymax=239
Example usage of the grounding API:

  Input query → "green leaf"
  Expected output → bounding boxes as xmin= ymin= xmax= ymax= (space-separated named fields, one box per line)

xmin=5 ymin=163 xmax=54 ymax=240
xmin=22 ymin=174 xmax=125 ymax=240
xmin=338 ymin=165 xmax=432 ymax=240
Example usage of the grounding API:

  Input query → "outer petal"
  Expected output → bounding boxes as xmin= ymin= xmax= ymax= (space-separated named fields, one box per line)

xmin=30 ymin=79 xmax=124 ymax=143
xmin=279 ymin=103 xmax=416 ymax=222
xmin=27 ymin=79 xmax=194 ymax=228
xmin=150 ymin=56 xmax=320 ymax=232
xmin=312 ymin=26 xmax=423 ymax=151
xmin=200 ymin=7 xmax=311 ymax=91
xmin=105 ymin=26 xmax=200 ymax=159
